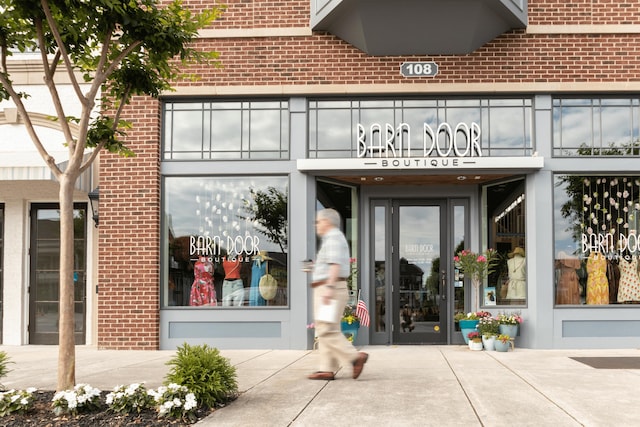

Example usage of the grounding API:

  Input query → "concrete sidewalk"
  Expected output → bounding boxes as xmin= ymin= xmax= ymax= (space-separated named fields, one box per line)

xmin=2 ymin=345 xmax=640 ymax=426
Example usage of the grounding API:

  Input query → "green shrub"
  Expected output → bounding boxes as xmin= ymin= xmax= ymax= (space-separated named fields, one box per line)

xmin=0 ymin=351 xmax=12 ymax=389
xmin=164 ymin=343 xmax=238 ymax=409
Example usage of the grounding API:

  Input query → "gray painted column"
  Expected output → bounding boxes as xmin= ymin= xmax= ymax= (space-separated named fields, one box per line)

xmin=288 ymin=97 xmax=316 ymax=349
xmin=527 ymin=95 xmax=554 ymax=348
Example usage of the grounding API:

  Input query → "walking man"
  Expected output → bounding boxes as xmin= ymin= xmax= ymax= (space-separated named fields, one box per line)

xmin=308 ymin=208 xmax=368 ymax=380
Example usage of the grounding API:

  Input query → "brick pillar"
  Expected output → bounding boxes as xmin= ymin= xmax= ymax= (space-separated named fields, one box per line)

xmin=97 ymin=96 xmax=161 ymax=349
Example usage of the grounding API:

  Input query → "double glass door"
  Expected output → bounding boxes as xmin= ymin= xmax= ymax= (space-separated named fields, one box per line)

xmin=372 ymin=199 xmax=462 ymax=345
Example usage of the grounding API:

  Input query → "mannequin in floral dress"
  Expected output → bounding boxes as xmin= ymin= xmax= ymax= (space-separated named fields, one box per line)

xmin=555 ymin=251 xmax=581 ymax=305
xmin=190 ymin=255 xmax=217 ymax=306
xmin=586 ymin=251 xmax=609 ymax=304
xmin=617 ymin=255 xmax=640 ymax=303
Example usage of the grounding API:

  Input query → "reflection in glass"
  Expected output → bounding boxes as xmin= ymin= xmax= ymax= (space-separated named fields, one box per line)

xmin=163 ymin=176 xmax=289 ymax=308
xmin=309 ymin=98 xmax=533 ymax=158
xmin=374 ymin=206 xmax=386 ymax=332
xmin=554 ymin=174 xmax=640 ymax=305
xmin=484 ymin=179 xmax=527 ymax=306
xmin=163 ymin=100 xmax=289 ymax=160
xmin=553 ymin=98 xmax=640 ymax=157
xmin=398 ymin=206 xmax=441 ymax=334
xmin=453 ymin=204 xmax=465 ymax=325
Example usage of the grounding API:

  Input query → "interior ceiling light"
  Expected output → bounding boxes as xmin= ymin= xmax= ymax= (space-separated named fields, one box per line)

xmin=374 ymin=177 xmax=384 ymax=181
xmin=457 ymin=176 xmax=467 ymax=181
xmin=474 ymin=176 xmax=482 ymax=180
xmin=360 ymin=177 xmax=367 ymax=181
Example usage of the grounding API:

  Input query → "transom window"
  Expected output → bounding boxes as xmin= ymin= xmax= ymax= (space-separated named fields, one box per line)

xmin=553 ymin=98 xmax=640 ymax=157
xmin=163 ymin=100 xmax=290 ymax=160
xmin=308 ymin=98 xmax=533 ymax=158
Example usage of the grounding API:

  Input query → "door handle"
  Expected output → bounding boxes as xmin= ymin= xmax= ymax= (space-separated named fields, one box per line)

xmin=440 ymin=270 xmax=446 ymax=300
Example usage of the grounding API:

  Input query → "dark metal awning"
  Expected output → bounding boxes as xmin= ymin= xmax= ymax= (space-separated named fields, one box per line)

xmin=311 ymin=0 xmax=528 ymax=55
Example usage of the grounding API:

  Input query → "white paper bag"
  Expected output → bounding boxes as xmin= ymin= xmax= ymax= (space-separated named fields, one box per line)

xmin=316 ymin=299 xmax=340 ymax=323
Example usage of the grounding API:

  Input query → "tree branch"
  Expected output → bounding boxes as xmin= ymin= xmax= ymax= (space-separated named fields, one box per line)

xmin=40 ymin=0 xmax=86 ymax=105
xmin=34 ymin=17 xmax=77 ymax=154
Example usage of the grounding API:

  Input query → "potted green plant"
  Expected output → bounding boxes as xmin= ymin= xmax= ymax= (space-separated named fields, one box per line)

xmin=497 ymin=311 xmax=523 ymax=339
xmin=477 ymin=316 xmax=500 ymax=351
xmin=455 ymin=311 xmax=491 ymax=344
xmin=454 ymin=248 xmax=500 ymax=312
xmin=467 ymin=331 xmax=483 ymax=350
xmin=495 ymin=334 xmax=512 ymax=352
xmin=341 ymin=304 xmax=360 ymax=342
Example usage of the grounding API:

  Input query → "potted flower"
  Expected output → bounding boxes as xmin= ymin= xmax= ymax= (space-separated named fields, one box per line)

xmin=467 ymin=331 xmax=483 ymax=350
xmin=477 ymin=316 xmax=500 ymax=351
xmin=455 ymin=311 xmax=491 ymax=344
xmin=497 ymin=311 xmax=523 ymax=339
xmin=454 ymin=248 xmax=499 ymax=312
xmin=495 ymin=334 xmax=512 ymax=352
xmin=341 ymin=304 xmax=360 ymax=342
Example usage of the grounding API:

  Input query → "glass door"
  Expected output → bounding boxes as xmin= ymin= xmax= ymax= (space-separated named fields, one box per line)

xmin=392 ymin=200 xmax=448 ymax=344
xmin=29 ymin=204 xmax=87 ymax=345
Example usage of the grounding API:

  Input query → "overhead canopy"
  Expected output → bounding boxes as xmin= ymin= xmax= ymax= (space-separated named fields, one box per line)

xmin=311 ymin=0 xmax=528 ymax=55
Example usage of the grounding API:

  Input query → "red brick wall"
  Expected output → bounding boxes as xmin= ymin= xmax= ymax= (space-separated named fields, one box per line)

xmin=98 ymin=0 xmax=640 ymax=349
xmin=97 ymin=97 xmax=161 ymax=350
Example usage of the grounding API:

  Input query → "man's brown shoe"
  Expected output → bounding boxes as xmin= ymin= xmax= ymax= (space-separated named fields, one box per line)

xmin=352 ymin=352 xmax=369 ymax=379
xmin=307 ymin=371 xmax=335 ymax=380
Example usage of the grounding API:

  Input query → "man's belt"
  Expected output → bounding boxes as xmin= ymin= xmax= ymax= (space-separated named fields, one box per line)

xmin=311 ymin=278 xmax=347 ymax=288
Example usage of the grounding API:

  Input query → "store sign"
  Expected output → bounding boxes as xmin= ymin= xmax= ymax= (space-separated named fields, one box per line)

xmin=582 ymin=232 xmax=640 ymax=256
xmin=357 ymin=122 xmax=482 ymax=159
xmin=190 ymin=234 xmax=261 ymax=260
xmin=297 ymin=119 xmax=544 ymax=173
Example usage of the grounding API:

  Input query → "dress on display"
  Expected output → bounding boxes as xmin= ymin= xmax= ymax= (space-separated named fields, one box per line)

xmin=189 ymin=257 xmax=217 ymax=306
xmin=555 ymin=253 xmax=581 ymax=305
xmin=249 ymin=259 xmax=267 ymax=306
xmin=616 ymin=256 xmax=640 ymax=303
xmin=586 ymin=252 xmax=608 ymax=304
xmin=506 ymin=255 xmax=526 ymax=299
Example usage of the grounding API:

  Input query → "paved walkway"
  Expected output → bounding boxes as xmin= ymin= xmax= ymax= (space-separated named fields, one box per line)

xmin=2 ymin=345 xmax=640 ymax=426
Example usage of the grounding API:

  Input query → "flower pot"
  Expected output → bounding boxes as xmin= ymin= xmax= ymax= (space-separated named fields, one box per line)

xmin=482 ymin=335 xmax=496 ymax=351
xmin=468 ymin=340 xmax=483 ymax=351
xmin=494 ymin=339 xmax=511 ymax=352
xmin=499 ymin=324 xmax=518 ymax=338
xmin=458 ymin=319 xmax=479 ymax=344
xmin=341 ymin=320 xmax=360 ymax=342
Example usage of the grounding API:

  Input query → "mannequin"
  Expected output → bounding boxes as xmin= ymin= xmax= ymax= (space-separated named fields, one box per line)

xmin=222 ymin=257 xmax=244 ymax=306
xmin=586 ymin=250 xmax=609 ymax=304
xmin=506 ymin=247 xmax=526 ymax=299
xmin=249 ymin=251 xmax=273 ymax=306
xmin=617 ymin=254 xmax=640 ymax=302
xmin=555 ymin=251 xmax=581 ymax=305
xmin=189 ymin=255 xmax=216 ymax=306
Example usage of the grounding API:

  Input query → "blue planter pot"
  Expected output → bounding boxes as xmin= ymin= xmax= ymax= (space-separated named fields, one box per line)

xmin=341 ymin=321 xmax=360 ymax=342
xmin=458 ymin=319 xmax=479 ymax=344
xmin=495 ymin=339 xmax=511 ymax=352
xmin=499 ymin=324 xmax=518 ymax=339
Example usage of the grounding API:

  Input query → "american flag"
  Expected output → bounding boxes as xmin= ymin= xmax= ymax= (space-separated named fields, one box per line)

xmin=356 ymin=299 xmax=370 ymax=327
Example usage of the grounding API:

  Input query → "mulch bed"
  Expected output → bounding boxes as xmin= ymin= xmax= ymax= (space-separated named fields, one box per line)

xmin=571 ymin=357 xmax=640 ymax=369
xmin=2 ymin=390 xmax=223 ymax=426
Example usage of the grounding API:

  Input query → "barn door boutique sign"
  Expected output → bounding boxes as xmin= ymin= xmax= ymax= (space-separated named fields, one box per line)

xmin=297 ymin=120 xmax=544 ymax=173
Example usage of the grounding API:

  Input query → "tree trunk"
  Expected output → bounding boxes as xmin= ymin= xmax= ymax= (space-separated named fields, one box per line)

xmin=57 ymin=174 xmax=77 ymax=391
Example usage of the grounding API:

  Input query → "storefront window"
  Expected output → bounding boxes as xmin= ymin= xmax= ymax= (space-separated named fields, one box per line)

xmin=554 ymin=174 xmax=640 ymax=305
xmin=163 ymin=176 xmax=289 ymax=308
xmin=553 ymin=98 xmax=640 ymax=157
xmin=484 ymin=178 xmax=527 ymax=306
